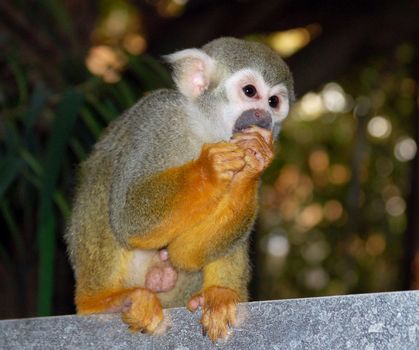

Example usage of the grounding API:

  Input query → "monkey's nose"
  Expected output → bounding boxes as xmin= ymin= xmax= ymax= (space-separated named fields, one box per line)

xmin=254 ymin=109 xmax=269 ymax=119
xmin=232 ymin=109 xmax=272 ymax=133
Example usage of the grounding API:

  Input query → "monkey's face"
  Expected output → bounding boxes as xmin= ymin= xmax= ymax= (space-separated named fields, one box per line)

xmin=164 ymin=39 xmax=293 ymax=141
xmin=221 ymin=68 xmax=290 ymax=138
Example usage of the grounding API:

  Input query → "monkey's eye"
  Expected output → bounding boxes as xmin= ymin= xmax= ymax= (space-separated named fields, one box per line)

xmin=243 ymin=85 xmax=257 ymax=97
xmin=269 ymin=95 xmax=279 ymax=108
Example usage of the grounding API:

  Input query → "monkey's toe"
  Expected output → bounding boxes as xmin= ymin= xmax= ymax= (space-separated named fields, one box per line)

xmin=198 ymin=286 xmax=240 ymax=342
xmin=187 ymin=295 xmax=204 ymax=311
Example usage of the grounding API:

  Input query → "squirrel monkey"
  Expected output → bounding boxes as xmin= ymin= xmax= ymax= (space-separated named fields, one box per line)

xmin=65 ymin=37 xmax=294 ymax=341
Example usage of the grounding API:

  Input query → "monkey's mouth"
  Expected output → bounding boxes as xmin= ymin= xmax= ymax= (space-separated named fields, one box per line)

xmin=232 ymin=109 xmax=272 ymax=133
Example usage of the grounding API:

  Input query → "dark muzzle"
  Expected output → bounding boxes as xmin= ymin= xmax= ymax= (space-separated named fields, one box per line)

xmin=233 ymin=109 xmax=272 ymax=133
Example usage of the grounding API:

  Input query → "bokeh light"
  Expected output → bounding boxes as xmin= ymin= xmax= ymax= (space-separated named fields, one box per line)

xmin=365 ymin=234 xmax=386 ymax=256
xmin=385 ymin=196 xmax=406 ymax=216
xmin=123 ymin=34 xmax=147 ymax=55
xmin=309 ymin=150 xmax=329 ymax=173
xmin=367 ymin=116 xmax=392 ymax=139
xmin=296 ymin=203 xmax=324 ymax=230
xmin=85 ymin=45 xmax=127 ymax=83
xmin=394 ymin=137 xmax=417 ymax=161
xmin=303 ymin=267 xmax=329 ymax=290
xmin=329 ymin=164 xmax=351 ymax=185
xmin=302 ymin=240 xmax=330 ymax=263
xmin=265 ymin=233 xmax=290 ymax=258
xmin=299 ymin=92 xmax=325 ymax=119
xmin=321 ymin=83 xmax=347 ymax=113
xmin=323 ymin=200 xmax=344 ymax=221
xmin=268 ymin=28 xmax=311 ymax=57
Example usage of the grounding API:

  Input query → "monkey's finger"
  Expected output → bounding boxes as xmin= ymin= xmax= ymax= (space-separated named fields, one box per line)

xmin=243 ymin=125 xmax=273 ymax=145
xmin=244 ymin=152 xmax=263 ymax=170
xmin=235 ymin=139 xmax=271 ymax=162
xmin=217 ymin=170 xmax=234 ymax=181
xmin=232 ymin=131 xmax=271 ymax=150
xmin=187 ymin=297 xmax=200 ymax=312
xmin=215 ymin=158 xmax=246 ymax=173
xmin=231 ymin=135 xmax=269 ymax=156
xmin=205 ymin=143 xmax=240 ymax=155
xmin=213 ymin=150 xmax=246 ymax=162
xmin=238 ymin=135 xmax=273 ymax=161
xmin=249 ymin=150 xmax=272 ymax=171
xmin=187 ymin=295 xmax=204 ymax=312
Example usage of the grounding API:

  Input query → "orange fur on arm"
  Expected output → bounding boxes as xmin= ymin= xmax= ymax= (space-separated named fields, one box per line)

xmin=167 ymin=176 xmax=258 ymax=271
xmin=128 ymin=158 xmax=226 ymax=250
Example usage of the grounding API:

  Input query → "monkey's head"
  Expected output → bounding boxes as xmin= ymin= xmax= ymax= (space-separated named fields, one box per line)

xmin=165 ymin=37 xmax=294 ymax=141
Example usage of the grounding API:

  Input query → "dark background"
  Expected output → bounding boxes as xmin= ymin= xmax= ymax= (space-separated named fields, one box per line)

xmin=0 ymin=0 xmax=418 ymax=319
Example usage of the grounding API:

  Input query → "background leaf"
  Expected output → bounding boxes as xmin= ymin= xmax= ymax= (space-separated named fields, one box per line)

xmin=36 ymin=90 xmax=83 ymax=316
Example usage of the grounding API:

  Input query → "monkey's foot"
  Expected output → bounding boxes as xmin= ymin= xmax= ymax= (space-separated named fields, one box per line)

xmin=187 ymin=286 xmax=240 ymax=341
xmin=122 ymin=288 xmax=163 ymax=333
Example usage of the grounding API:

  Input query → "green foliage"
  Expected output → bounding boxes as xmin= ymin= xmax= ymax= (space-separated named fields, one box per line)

xmin=0 ymin=44 xmax=171 ymax=315
xmin=36 ymin=90 xmax=83 ymax=316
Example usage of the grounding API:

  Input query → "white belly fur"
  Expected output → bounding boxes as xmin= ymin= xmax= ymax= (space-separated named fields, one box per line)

xmin=125 ymin=249 xmax=157 ymax=287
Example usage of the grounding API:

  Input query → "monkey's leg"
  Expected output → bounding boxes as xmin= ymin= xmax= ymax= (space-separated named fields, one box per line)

xmin=187 ymin=243 xmax=249 ymax=341
xmin=76 ymin=287 xmax=163 ymax=333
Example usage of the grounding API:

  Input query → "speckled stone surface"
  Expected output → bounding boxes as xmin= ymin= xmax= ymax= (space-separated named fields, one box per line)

xmin=0 ymin=291 xmax=418 ymax=349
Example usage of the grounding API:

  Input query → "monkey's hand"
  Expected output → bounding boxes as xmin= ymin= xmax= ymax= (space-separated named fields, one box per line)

xmin=145 ymin=249 xmax=178 ymax=293
xmin=187 ymin=286 xmax=240 ymax=341
xmin=198 ymin=142 xmax=246 ymax=184
xmin=121 ymin=288 xmax=163 ymax=333
xmin=231 ymin=125 xmax=274 ymax=179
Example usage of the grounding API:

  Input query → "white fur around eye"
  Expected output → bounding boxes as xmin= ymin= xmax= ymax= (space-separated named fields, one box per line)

xmin=225 ymin=69 xmax=265 ymax=102
xmin=269 ymin=83 xmax=290 ymax=121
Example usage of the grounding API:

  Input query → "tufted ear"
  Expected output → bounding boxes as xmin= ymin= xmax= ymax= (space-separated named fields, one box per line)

xmin=164 ymin=49 xmax=216 ymax=99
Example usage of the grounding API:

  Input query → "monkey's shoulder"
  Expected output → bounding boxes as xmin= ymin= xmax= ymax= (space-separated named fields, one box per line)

xmin=127 ymin=89 xmax=187 ymax=128
xmin=90 ymin=89 xmax=199 ymax=176
xmin=94 ymin=89 xmax=190 ymax=150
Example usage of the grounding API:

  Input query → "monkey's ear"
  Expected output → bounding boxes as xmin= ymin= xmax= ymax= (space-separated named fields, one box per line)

xmin=164 ymin=49 xmax=216 ymax=99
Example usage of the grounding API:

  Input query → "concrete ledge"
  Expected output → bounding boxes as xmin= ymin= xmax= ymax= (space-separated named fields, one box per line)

xmin=0 ymin=291 xmax=418 ymax=349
